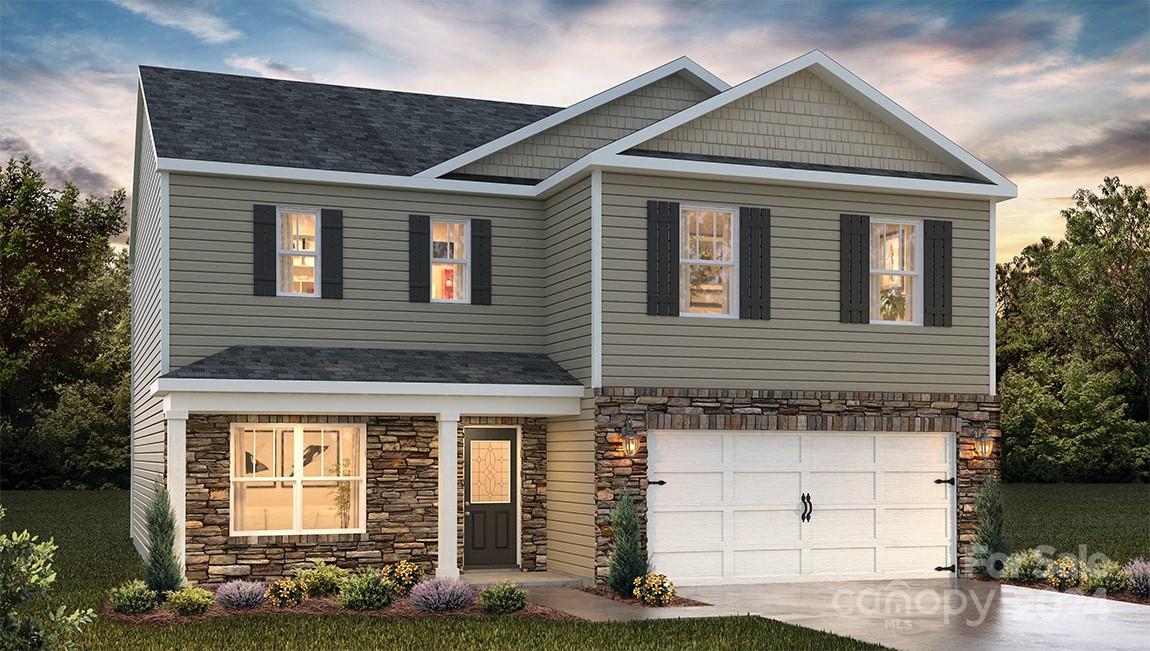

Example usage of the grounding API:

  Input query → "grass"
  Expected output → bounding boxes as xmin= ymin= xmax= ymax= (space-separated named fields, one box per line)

xmin=1002 ymin=483 xmax=1150 ymax=563
xmin=1 ymin=490 xmax=883 ymax=651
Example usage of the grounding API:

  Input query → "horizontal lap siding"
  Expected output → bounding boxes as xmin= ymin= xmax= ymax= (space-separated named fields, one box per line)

xmin=601 ymin=172 xmax=991 ymax=392
xmin=167 ymin=175 xmax=547 ymax=369
xmin=130 ymin=113 xmax=166 ymax=554
xmin=546 ymin=394 xmax=596 ymax=578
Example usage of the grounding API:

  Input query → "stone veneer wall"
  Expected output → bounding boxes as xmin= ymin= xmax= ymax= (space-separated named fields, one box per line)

xmin=593 ymin=388 xmax=1000 ymax=581
xmin=184 ymin=414 xmax=546 ymax=585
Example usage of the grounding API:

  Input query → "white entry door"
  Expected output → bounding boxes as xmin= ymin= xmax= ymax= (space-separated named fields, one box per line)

xmin=647 ymin=430 xmax=955 ymax=585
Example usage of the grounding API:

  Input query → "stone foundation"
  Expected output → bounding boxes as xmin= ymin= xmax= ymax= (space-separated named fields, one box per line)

xmin=593 ymin=388 xmax=1000 ymax=581
xmin=184 ymin=414 xmax=546 ymax=585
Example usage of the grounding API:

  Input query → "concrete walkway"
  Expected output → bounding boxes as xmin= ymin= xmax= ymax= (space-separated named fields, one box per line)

xmin=680 ymin=578 xmax=1150 ymax=651
xmin=526 ymin=586 xmax=743 ymax=622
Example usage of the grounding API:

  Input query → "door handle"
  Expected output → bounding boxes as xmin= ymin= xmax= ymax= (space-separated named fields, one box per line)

xmin=649 ymin=480 xmax=667 ymax=486
xmin=934 ymin=478 xmax=955 ymax=485
xmin=807 ymin=493 xmax=813 ymax=521
xmin=799 ymin=493 xmax=810 ymax=522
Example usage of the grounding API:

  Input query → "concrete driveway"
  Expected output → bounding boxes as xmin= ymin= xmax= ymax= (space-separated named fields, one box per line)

xmin=680 ymin=579 xmax=1150 ymax=651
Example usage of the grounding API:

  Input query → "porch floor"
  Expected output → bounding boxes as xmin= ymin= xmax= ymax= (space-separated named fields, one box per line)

xmin=460 ymin=569 xmax=590 ymax=589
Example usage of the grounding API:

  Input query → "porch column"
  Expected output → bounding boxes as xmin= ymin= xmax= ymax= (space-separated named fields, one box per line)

xmin=437 ymin=412 xmax=460 ymax=578
xmin=164 ymin=409 xmax=188 ymax=575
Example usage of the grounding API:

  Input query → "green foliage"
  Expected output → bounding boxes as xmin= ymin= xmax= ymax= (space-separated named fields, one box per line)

xmin=1002 ymin=548 xmax=1049 ymax=584
xmin=1045 ymin=557 xmax=1088 ymax=591
xmin=265 ymin=578 xmax=307 ymax=608
xmin=144 ymin=485 xmax=183 ymax=595
xmin=632 ymin=572 xmax=676 ymax=606
xmin=380 ymin=560 xmax=422 ymax=596
xmin=606 ymin=490 xmax=648 ymax=597
xmin=107 ymin=580 xmax=157 ymax=614
xmin=338 ymin=569 xmax=397 ymax=611
xmin=165 ymin=587 xmax=214 ymax=616
xmin=1083 ymin=560 xmax=1133 ymax=594
xmin=878 ymin=287 xmax=907 ymax=321
xmin=973 ymin=478 xmax=1008 ymax=576
xmin=291 ymin=561 xmax=349 ymax=598
xmin=479 ymin=580 xmax=527 ymax=614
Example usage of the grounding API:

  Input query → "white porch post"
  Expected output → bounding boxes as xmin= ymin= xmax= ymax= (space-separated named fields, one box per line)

xmin=164 ymin=409 xmax=188 ymax=575
xmin=437 ymin=411 xmax=461 ymax=578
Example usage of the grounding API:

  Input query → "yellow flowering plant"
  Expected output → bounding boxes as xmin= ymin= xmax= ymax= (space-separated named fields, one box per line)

xmin=632 ymin=572 xmax=676 ymax=606
xmin=381 ymin=560 xmax=423 ymax=595
xmin=265 ymin=577 xmax=308 ymax=607
xmin=1046 ymin=557 xmax=1087 ymax=591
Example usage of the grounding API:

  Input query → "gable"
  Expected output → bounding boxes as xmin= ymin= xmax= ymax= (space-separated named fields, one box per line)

xmin=635 ymin=70 xmax=961 ymax=177
xmin=454 ymin=73 xmax=710 ymax=181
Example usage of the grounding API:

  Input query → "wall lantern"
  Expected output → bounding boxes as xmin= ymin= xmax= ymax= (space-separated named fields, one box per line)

xmin=621 ymin=423 xmax=640 ymax=458
xmin=974 ymin=431 xmax=995 ymax=459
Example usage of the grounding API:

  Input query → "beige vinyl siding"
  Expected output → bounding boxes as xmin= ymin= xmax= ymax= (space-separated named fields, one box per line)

xmin=167 ymin=175 xmax=549 ymax=368
xmin=546 ymin=394 xmax=596 ymax=578
xmin=458 ymin=74 xmax=709 ymax=180
xmin=601 ymin=172 xmax=991 ymax=393
xmin=543 ymin=176 xmax=593 ymax=383
xmin=640 ymin=70 xmax=961 ymax=176
xmin=129 ymin=98 xmax=166 ymax=554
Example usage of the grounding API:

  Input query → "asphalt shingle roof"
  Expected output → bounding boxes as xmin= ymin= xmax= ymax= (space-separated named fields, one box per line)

xmin=164 ymin=345 xmax=582 ymax=386
xmin=140 ymin=66 xmax=562 ymax=176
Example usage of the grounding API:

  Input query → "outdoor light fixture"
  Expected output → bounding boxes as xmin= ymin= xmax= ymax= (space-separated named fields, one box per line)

xmin=621 ymin=423 xmax=640 ymax=457
xmin=974 ymin=431 xmax=995 ymax=459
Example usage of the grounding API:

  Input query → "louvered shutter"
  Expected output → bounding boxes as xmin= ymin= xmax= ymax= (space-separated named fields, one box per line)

xmin=739 ymin=207 xmax=771 ymax=320
xmin=471 ymin=218 xmax=492 ymax=305
xmin=923 ymin=219 xmax=953 ymax=327
xmin=253 ymin=204 xmax=276 ymax=296
xmin=408 ymin=215 xmax=431 ymax=303
xmin=839 ymin=213 xmax=870 ymax=323
xmin=646 ymin=200 xmax=680 ymax=316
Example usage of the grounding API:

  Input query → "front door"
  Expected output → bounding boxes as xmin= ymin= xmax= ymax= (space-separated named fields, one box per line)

xmin=463 ymin=428 xmax=517 ymax=567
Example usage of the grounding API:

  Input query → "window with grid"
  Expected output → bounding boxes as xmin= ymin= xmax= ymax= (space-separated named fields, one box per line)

xmin=680 ymin=206 xmax=738 ymax=316
xmin=277 ymin=209 xmax=320 ymax=296
xmin=869 ymin=220 xmax=921 ymax=323
xmin=431 ymin=218 xmax=469 ymax=302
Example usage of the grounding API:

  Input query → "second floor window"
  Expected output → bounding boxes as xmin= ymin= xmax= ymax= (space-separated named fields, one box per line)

xmin=870 ymin=220 xmax=920 ymax=324
xmin=431 ymin=218 xmax=469 ymax=302
xmin=680 ymin=206 xmax=738 ymax=316
xmin=278 ymin=208 xmax=319 ymax=297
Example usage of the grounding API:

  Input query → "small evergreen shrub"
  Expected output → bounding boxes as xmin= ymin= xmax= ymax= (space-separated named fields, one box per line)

xmin=265 ymin=578 xmax=308 ymax=607
xmin=633 ymin=572 xmax=676 ymax=606
xmin=1083 ymin=560 xmax=1133 ymax=594
xmin=108 ymin=580 xmax=158 ymax=614
xmin=972 ymin=477 xmax=1007 ymax=577
xmin=165 ymin=587 xmax=214 ymax=616
xmin=292 ymin=561 xmax=349 ymax=597
xmin=144 ymin=484 xmax=183 ymax=595
xmin=338 ymin=568 xmax=397 ymax=610
xmin=409 ymin=578 xmax=476 ymax=612
xmin=479 ymin=580 xmax=527 ymax=614
xmin=381 ymin=560 xmax=423 ymax=595
xmin=1045 ymin=557 xmax=1087 ymax=591
xmin=1001 ymin=548 xmax=1049 ymax=583
xmin=606 ymin=490 xmax=648 ymax=597
xmin=215 ymin=581 xmax=266 ymax=609
xmin=1124 ymin=559 xmax=1150 ymax=598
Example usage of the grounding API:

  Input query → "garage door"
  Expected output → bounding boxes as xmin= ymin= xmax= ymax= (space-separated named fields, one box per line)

xmin=647 ymin=431 xmax=955 ymax=584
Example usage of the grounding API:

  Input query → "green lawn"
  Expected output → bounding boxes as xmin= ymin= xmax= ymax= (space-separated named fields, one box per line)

xmin=1 ymin=491 xmax=882 ymax=651
xmin=1002 ymin=483 xmax=1150 ymax=563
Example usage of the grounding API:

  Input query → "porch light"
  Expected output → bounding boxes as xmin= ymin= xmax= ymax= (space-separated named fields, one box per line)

xmin=974 ymin=431 xmax=994 ymax=459
xmin=621 ymin=424 xmax=640 ymax=458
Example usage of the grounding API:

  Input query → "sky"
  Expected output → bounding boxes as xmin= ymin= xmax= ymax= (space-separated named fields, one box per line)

xmin=1 ymin=0 xmax=1147 ymax=260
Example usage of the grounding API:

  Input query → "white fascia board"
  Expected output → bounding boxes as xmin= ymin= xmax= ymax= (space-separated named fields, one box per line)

xmin=414 ymin=56 xmax=729 ymax=179
xmin=151 ymin=377 xmax=585 ymax=399
xmin=159 ymin=391 xmax=582 ymax=418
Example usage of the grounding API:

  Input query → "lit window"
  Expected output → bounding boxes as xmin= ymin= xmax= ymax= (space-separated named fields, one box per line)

xmin=680 ymin=206 xmax=737 ymax=316
xmin=431 ymin=218 xmax=469 ymax=302
xmin=230 ymin=424 xmax=365 ymax=535
xmin=869 ymin=221 xmax=920 ymax=323
xmin=277 ymin=209 xmax=319 ymax=296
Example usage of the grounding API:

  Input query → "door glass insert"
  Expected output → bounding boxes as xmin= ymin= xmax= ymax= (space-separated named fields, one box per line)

xmin=469 ymin=440 xmax=511 ymax=504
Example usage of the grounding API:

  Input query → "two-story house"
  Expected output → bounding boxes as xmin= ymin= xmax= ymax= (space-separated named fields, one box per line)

xmin=130 ymin=51 xmax=1014 ymax=586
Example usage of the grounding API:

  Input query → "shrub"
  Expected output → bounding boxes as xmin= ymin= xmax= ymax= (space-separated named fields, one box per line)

xmin=265 ymin=578 xmax=308 ymax=608
xmin=165 ymin=587 xmax=214 ymax=616
xmin=1046 ymin=557 xmax=1087 ymax=591
xmin=606 ymin=490 xmax=648 ymax=597
xmin=633 ymin=572 xmax=676 ymax=606
xmin=1123 ymin=559 xmax=1150 ymax=598
xmin=381 ymin=560 xmax=423 ymax=595
xmin=144 ymin=484 xmax=183 ymax=595
xmin=1083 ymin=560 xmax=1133 ymax=594
xmin=338 ymin=568 xmax=397 ymax=611
xmin=409 ymin=578 xmax=476 ymax=612
xmin=292 ymin=561 xmax=349 ymax=597
xmin=479 ymin=580 xmax=527 ymax=614
xmin=1002 ymin=548 xmax=1049 ymax=583
xmin=215 ymin=581 xmax=266 ymax=610
xmin=108 ymin=580 xmax=157 ymax=614
xmin=973 ymin=477 xmax=1007 ymax=577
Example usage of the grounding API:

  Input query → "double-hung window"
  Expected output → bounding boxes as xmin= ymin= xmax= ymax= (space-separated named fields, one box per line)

xmin=431 ymin=218 xmax=469 ymax=302
xmin=869 ymin=220 xmax=921 ymax=324
xmin=277 ymin=208 xmax=320 ymax=296
xmin=680 ymin=206 xmax=738 ymax=316
xmin=230 ymin=424 xmax=366 ymax=535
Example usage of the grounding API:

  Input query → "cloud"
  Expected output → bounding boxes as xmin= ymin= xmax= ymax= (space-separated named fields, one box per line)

xmin=110 ymin=0 xmax=241 ymax=44
xmin=985 ymin=121 xmax=1150 ymax=178
xmin=225 ymin=56 xmax=315 ymax=81
xmin=0 ymin=133 xmax=119 ymax=198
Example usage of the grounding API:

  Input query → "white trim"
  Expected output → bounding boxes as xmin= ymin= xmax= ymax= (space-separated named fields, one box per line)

xmin=590 ymin=170 xmax=603 ymax=389
xmin=437 ymin=415 xmax=460 ymax=578
xmin=429 ymin=217 xmax=471 ymax=303
xmin=678 ymin=204 xmax=739 ymax=318
xmin=164 ymin=409 xmax=188 ymax=575
xmin=159 ymin=170 xmax=170 ymax=374
xmin=151 ymin=378 xmax=584 ymax=399
xmin=415 ymin=57 xmax=728 ymax=179
xmin=275 ymin=207 xmax=322 ymax=298
xmin=989 ymin=201 xmax=997 ymax=395
xmin=868 ymin=218 xmax=924 ymax=326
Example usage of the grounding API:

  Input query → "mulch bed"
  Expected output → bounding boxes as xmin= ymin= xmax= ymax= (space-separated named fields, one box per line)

xmin=576 ymin=585 xmax=710 ymax=608
xmin=103 ymin=596 xmax=582 ymax=627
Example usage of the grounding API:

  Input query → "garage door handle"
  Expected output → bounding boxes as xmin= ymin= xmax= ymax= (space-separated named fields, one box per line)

xmin=800 ymin=493 xmax=811 ymax=522
xmin=650 ymin=480 xmax=667 ymax=486
xmin=934 ymin=478 xmax=955 ymax=485
xmin=806 ymin=493 xmax=813 ymax=521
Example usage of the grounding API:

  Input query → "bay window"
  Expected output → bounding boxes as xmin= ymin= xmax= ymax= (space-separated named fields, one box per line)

xmin=431 ymin=218 xmax=469 ymax=302
xmin=277 ymin=208 xmax=320 ymax=296
xmin=680 ymin=206 xmax=738 ymax=316
xmin=869 ymin=220 xmax=921 ymax=324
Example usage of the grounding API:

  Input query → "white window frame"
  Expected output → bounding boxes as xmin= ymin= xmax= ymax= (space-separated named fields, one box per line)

xmin=275 ymin=207 xmax=321 ymax=298
xmin=679 ymin=204 xmax=739 ymax=318
xmin=868 ymin=217 xmax=923 ymax=326
xmin=430 ymin=217 xmax=471 ymax=304
xmin=229 ymin=423 xmax=367 ymax=537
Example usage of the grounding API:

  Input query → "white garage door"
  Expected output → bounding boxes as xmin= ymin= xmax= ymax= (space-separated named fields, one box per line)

xmin=647 ymin=431 xmax=955 ymax=585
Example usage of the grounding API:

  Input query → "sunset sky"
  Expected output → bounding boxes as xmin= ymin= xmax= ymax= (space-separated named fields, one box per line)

xmin=2 ymin=0 xmax=1147 ymax=260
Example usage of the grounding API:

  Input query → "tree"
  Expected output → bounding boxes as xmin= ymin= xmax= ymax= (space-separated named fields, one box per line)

xmin=606 ymin=490 xmax=648 ymax=597
xmin=144 ymin=485 xmax=184 ymax=594
xmin=973 ymin=478 xmax=1007 ymax=576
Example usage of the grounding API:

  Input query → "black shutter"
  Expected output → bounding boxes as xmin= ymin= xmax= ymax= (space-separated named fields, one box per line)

xmin=739 ymin=207 xmax=771 ymax=320
xmin=320 ymin=209 xmax=343 ymax=299
xmin=646 ymin=200 xmax=679 ymax=316
xmin=839 ymin=213 xmax=870 ymax=323
xmin=923 ymin=219 xmax=953 ymax=327
xmin=253 ymin=204 xmax=276 ymax=296
xmin=471 ymin=218 xmax=492 ymax=305
xmin=409 ymin=215 xmax=431 ymax=303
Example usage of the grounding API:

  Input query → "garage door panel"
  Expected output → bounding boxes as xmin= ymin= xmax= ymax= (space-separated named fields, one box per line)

xmin=879 ymin=471 xmax=949 ymax=502
xmin=650 ymin=472 xmax=723 ymax=504
xmin=650 ymin=434 xmax=723 ymax=465
xmin=878 ymin=435 xmax=948 ymax=466
xmin=651 ymin=510 xmax=723 ymax=546
xmin=651 ymin=551 xmax=723 ymax=580
xmin=733 ymin=549 xmax=802 ymax=577
xmin=732 ymin=471 xmax=800 ymax=504
xmin=809 ymin=472 xmax=875 ymax=504
xmin=809 ymin=547 xmax=876 ymax=575
xmin=884 ymin=507 xmax=949 ymax=541
xmin=732 ymin=435 xmax=801 ymax=465
xmin=733 ymin=510 xmax=801 ymax=544
xmin=881 ymin=546 xmax=950 ymax=573
xmin=805 ymin=435 xmax=875 ymax=465
xmin=810 ymin=508 xmax=875 ymax=541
